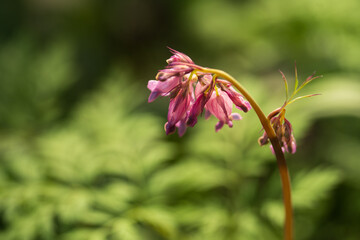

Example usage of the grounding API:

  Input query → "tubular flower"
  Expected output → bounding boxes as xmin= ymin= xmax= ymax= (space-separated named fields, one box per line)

xmin=147 ymin=48 xmax=251 ymax=136
xmin=165 ymin=78 xmax=193 ymax=136
xmin=204 ymin=87 xmax=242 ymax=132
xmin=258 ymin=108 xmax=296 ymax=154
xmin=221 ymin=85 xmax=251 ymax=112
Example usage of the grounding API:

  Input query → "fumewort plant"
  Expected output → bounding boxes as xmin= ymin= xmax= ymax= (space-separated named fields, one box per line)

xmin=147 ymin=48 xmax=320 ymax=240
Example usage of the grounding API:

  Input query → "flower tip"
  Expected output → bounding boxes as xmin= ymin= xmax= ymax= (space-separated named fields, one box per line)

xmin=156 ymin=72 xmax=168 ymax=81
xmin=164 ymin=122 xmax=176 ymax=135
xmin=166 ymin=46 xmax=175 ymax=52
xmin=215 ymin=121 xmax=224 ymax=132
xmin=230 ymin=113 xmax=242 ymax=121
xmin=186 ymin=117 xmax=197 ymax=127
xmin=147 ymin=80 xmax=159 ymax=102
xmin=237 ymin=105 xmax=250 ymax=112
xmin=258 ymin=135 xmax=269 ymax=146
xmin=165 ymin=47 xmax=193 ymax=65
xmin=286 ymin=137 xmax=297 ymax=154
xmin=148 ymin=93 xmax=158 ymax=103
xmin=166 ymin=46 xmax=182 ymax=56
xmin=177 ymin=125 xmax=186 ymax=137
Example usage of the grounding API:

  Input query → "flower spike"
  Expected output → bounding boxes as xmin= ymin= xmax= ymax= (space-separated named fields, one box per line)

xmin=147 ymin=48 xmax=250 ymax=136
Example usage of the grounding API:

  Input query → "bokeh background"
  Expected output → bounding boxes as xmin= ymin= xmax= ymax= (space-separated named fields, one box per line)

xmin=1 ymin=0 xmax=360 ymax=239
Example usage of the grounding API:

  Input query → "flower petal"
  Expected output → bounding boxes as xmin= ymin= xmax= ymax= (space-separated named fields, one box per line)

xmin=168 ymin=89 xmax=191 ymax=127
xmin=204 ymin=109 xmax=212 ymax=119
xmin=164 ymin=122 xmax=176 ymax=135
xmin=187 ymin=94 xmax=204 ymax=127
xmin=258 ymin=132 xmax=269 ymax=146
xmin=223 ymin=86 xmax=251 ymax=112
xmin=167 ymin=47 xmax=194 ymax=64
xmin=230 ymin=113 xmax=242 ymax=121
xmin=215 ymin=121 xmax=224 ymax=132
xmin=147 ymin=77 xmax=180 ymax=102
xmin=177 ymin=119 xmax=187 ymax=137
xmin=205 ymin=92 xmax=228 ymax=123
xmin=187 ymin=79 xmax=215 ymax=127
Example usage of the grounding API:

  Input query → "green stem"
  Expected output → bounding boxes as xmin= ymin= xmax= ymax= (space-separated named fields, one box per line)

xmin=200 ymin=67 xmax=293 ymax=240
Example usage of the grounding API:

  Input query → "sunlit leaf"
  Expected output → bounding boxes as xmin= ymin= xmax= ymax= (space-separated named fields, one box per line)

xmin=292 ymin=168 xmax=342 ymax=209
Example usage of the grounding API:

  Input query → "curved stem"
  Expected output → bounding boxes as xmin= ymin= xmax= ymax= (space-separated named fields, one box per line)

xmin=200 ymin=68 xmax=293 ymax=240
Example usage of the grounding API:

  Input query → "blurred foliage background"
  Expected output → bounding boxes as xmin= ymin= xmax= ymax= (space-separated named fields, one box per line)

xmin=0 ymin=0 xmax=360 ymax=239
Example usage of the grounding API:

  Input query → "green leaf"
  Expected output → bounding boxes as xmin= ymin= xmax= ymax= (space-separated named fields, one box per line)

xmin=292 ymin=168 xmax=342 ymax=209
xmin=287 ymin=93 xmax=321 ymax=105
xmin=294 ymin=62 xmax=299 ymax=92
xmin=279 ymin=70 xmax=289 ymax=101
xmin=111 ymin=219 xmax=143 ymax=240
xmin=129 ymin=206 xmax=177 ymax=239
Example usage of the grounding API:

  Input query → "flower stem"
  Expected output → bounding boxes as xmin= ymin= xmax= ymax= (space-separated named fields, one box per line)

xmin=200 ymin=67 xmax=293 ymax=240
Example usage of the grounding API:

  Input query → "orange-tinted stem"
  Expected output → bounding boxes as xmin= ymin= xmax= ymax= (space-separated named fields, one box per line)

xmin=200 ymin=68 xmax=293 ymax=240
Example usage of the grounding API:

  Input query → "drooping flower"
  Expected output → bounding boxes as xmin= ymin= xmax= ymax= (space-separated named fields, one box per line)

xmin=204 ymin=88 xmax=243 ymax=132
xmin=186 ymin=74 xmax=215 ymax=127
xmin=147 ymin=76 xmax=179 ymax=102
xmin=258 ymin=68 xmax=320 ymax=154
xmin=164 ymin=79 xmax=193 ymax=136
xmin=258 ymin=108 xmax=296 ymax=154
xmin=147 ymin=48 xmax=251 ymax=136
xmin=155 ymin=48 xmax=195 ymax=82
xmin=221 ymin=84 xmax=251 ymax=112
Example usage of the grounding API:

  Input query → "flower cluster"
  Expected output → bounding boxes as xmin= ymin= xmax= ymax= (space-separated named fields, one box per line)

xmin=258 ymin=108 xmax=296 ymax=154
xmin=258 ymin=69 xmax=320 ymax=154
xmin=147 ymin=48 xmax=251 ymax=136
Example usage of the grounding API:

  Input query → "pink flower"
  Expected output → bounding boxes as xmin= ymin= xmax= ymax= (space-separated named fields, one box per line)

xmin=155 ymin=48 xmax=195 ymax=82
xmin=187 ymin=74 xmax=215 ymax=127
xmin=147 ymin=76 xmax=179 ymax=102
xmin=204 ymin=88 xmax=242 ymax=132
xmin=166 ymin=48 xmax=193 ymax=64
xmin=221 ymin=85 xmax=251 ymax=112
xmin=147 ymin=48 xmax=251 ymax=136
xmin=165 ymin=85 xmax=192 ymax=136
xmin=258 ymin=108 xmax=296 ymax=154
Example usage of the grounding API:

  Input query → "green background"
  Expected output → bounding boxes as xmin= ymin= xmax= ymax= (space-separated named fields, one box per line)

xmin=1 ymin=0 xmax=360 ymax=239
